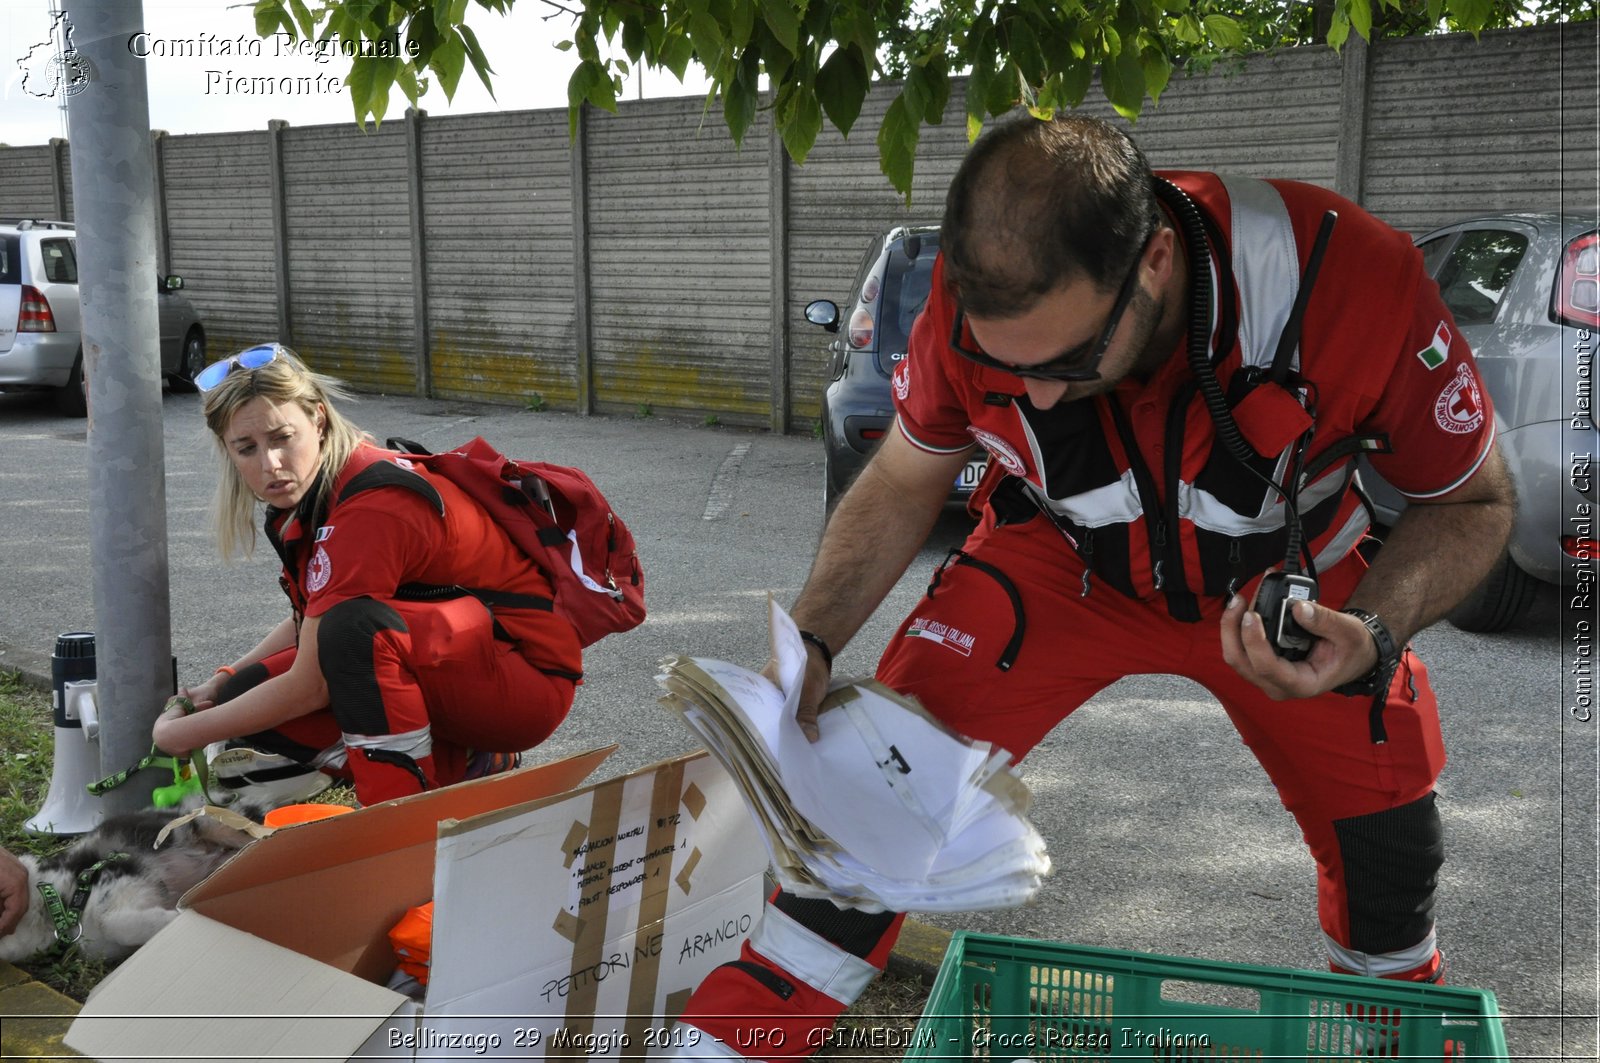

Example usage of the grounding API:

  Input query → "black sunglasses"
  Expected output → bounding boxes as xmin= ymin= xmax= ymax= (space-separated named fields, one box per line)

xmin=949 ymin=232 xmax=1154 ymax=383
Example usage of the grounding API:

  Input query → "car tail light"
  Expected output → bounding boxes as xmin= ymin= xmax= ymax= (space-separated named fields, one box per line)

xmin=17 ymin=285 xmax=56 ymax=332
xmin=1553 ymin=231 xmax=1600 ymax=328
xmin=847 ymin=306 xmax=874 ymax=349
xmin=860 ymin=428 xmax=886 ymax=441
xmin=1564 ymin=536 xmax=1599 ymax=561
xmin=848 ymin=270 xmax=884 ymax=349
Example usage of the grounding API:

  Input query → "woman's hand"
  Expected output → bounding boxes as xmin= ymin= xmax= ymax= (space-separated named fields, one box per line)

xmin=152 ymin=696 xmax=197 ymax=757
xmin=180 ymin=672 xmax=228 ymax=711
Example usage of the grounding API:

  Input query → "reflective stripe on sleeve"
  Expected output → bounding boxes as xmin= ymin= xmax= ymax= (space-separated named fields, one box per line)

xmin=895 ymin=415 xmax=976 ymax=456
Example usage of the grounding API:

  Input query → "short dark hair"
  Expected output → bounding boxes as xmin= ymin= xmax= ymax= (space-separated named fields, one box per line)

xmin=941 ymin=112 xmax=1159 ymax=318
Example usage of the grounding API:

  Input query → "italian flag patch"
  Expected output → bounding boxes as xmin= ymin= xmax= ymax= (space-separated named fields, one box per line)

xmin=1416 ymin=322 xmax=1451 ymax=370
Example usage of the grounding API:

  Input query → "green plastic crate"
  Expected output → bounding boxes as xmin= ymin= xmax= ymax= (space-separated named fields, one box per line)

xmin=908 ymin=932 xmax=1508 ymax=1061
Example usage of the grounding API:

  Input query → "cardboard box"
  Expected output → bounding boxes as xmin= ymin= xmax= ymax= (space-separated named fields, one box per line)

xmin=68 ymin=748 xmax=769 ymax=1062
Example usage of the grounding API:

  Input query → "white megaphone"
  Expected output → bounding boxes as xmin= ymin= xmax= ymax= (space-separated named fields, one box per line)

xmin=25 ymin=633 xmax=106 ymax=835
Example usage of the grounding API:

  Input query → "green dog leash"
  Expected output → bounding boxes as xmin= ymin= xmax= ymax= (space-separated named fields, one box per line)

xmin=86 ymin=696 xmax=234 ymax=807
xmin=35 ymin=852 xmax=131 ymax=953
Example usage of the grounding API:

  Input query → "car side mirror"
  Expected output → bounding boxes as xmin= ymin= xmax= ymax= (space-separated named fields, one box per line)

xmin=163 ymin=275 xmax=184 ymax=291
xmin=805 ymin=299 xmax=840 ymax=333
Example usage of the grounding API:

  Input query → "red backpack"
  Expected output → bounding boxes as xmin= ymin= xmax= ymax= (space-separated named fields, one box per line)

xmin=387 ymin=436 xmax=645 ymax=647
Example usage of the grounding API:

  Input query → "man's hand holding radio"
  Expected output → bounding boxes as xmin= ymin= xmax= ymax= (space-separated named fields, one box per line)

xmin=1221 ymin=593 xmax=1382 ymax=701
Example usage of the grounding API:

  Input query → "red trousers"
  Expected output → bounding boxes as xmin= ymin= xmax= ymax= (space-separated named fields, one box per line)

xmin=226 ymin=595 xmax=575 ymax=803
xmin=879 ymin=512 xmax=1446 ymax=972
xmin=674 ymin=513 xmax=1447 ymax=1059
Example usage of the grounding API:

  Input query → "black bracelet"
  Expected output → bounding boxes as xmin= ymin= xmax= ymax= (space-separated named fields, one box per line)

xmin=797 ymin=629 xmax=834 ymax=668
xmin=1332 ymin=607 xmax=1402 ymax=697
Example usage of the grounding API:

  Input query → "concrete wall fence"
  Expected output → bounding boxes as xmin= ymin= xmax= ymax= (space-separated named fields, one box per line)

xmin=1 ymin=23 xmax=1594 ymax=432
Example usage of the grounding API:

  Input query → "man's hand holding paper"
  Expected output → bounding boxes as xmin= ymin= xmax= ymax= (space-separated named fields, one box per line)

xmin=656 ymin=599 xmax=1050 ymax=912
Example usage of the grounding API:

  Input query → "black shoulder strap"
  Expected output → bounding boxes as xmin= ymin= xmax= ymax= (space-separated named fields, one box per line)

xmin=338 ymin=458 xmax=445 ymax=516
xmin=1300 ymin=432 xmax=1393 ymax=488
xmin=1269 ymin=211 xmax=1339 ymax=386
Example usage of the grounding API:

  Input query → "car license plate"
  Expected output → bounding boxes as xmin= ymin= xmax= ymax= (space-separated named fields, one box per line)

xmin=956 ymin=458 xmax=987 ymax=492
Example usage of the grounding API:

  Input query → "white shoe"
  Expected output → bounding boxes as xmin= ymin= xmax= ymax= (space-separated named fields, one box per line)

xmin=206 ymin=745 xmax=333 ymax=808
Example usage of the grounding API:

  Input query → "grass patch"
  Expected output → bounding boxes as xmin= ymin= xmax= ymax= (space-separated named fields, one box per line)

xmin=0 ymin=672 xmax=61 ymax=859
xmin=0 ymin=671 xmax=111 ymax=999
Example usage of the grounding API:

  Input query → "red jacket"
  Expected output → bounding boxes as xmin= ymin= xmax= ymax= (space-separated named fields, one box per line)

xmin=895 ymin=172 xmax=1495 ymax=619
xmin=266 ymin=443 xmax=583 ymax=678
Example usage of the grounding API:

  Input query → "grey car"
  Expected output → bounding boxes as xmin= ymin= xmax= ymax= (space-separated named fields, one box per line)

xmin=1362 ymin=212 xmax=1598 ymax=631
xmin=0 ymin=219 xmax=207 ymax=416
xmin=805 ymin=225 xmax=986 ymax=515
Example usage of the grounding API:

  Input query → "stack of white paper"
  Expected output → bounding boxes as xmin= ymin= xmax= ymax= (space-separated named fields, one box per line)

xmin=655 ymin=599 xmax=1050 ymax=913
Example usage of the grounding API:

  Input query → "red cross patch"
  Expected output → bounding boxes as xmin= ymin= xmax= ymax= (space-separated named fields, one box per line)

xmin=1433 ymin=364 xmax=1485 ymax=435
xmin=306 ymin=545 xmax=333 ymax=592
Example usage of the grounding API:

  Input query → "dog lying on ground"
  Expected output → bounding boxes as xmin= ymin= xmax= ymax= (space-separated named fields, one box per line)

xmin=0 ymin=807 xmax=259 ymax=963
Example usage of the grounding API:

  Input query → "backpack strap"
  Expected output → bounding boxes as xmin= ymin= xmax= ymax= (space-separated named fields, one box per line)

xmin=339 ymin=458 xmax=444 ymax=514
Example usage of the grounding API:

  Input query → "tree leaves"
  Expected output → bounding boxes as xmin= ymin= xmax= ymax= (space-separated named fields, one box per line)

xmin=1100 ymin=41 xmax=1148 ymax=120
xmin=815 ymin=45 xmax=870 ymax=137
xmin=265 ymin=0 xmax=1580 ymax=197
xmin=429 ymin=31 xmax=467 ymax=100
xmin=876 ymin=92 xmax=919 ymax=203
xmin=1449 ymin=0 xmax=1497 ymax=32
xmin=347 ymin=55 xmax=399 ymax=125
xmin=760 ymin=0 xmax=802 ymax=58
xmin=566 ymin=59 xmax=617 ymax=136
xmin=723 ymin=46 xmax=761 ymax=147
xmin=1201 ymin=13 xmax=1247 ymax=49
xmin=776 ymin=80 xmax=824 ymax=163
xmin=253 ymin=0 xmax=293 ymax=38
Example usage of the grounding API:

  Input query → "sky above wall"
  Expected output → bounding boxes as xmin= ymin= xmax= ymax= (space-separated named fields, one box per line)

xmin=2 ymin=1 xmax=713 ymax=147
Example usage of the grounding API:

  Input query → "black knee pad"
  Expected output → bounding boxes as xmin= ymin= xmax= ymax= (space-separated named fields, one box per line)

xmin=1335 ymin=792 xmax=1444 ymax=954
xmin=316 ymin=597 xmax=408 ymax=736
xmin=772 ymin=891 xmax=899 ymax=959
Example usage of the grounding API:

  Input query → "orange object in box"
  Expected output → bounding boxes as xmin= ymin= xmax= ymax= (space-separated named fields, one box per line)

xmin=263 ymin=802 xmax=356 ymax=829
xmin=388 ymin=901 xmax=434 ymax=984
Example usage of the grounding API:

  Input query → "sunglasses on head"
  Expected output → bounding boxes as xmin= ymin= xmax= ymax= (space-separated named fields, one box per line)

xmin=949 ymin=231 xmax=1154 ymax=383
xmin=195 ymin=343 xmax=287 ymax=392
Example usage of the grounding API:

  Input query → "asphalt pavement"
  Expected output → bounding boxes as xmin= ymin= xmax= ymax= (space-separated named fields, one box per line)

xmin=0 ymin=387 xmax=1590 ymax=1060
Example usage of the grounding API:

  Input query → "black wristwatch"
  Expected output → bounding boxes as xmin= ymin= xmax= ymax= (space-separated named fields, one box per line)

xmin=1333 ymin=607 xmax=1402 ymax=697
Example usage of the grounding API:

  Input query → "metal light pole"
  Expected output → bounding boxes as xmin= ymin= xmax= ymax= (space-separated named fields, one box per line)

xmin=64 ymin=0 xmax=170 ymax=814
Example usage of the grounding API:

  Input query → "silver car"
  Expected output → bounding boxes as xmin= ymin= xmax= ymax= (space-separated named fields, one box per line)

xmin=1363 ymin=212 xmax=1598 ymax=631
xmin=0 ymin=218 xmax=207 ymax=416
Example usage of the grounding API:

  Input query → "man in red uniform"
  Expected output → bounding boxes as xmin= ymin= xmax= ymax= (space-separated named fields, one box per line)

xmin=672 ymin=113 xmax=1515 ymax=1058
